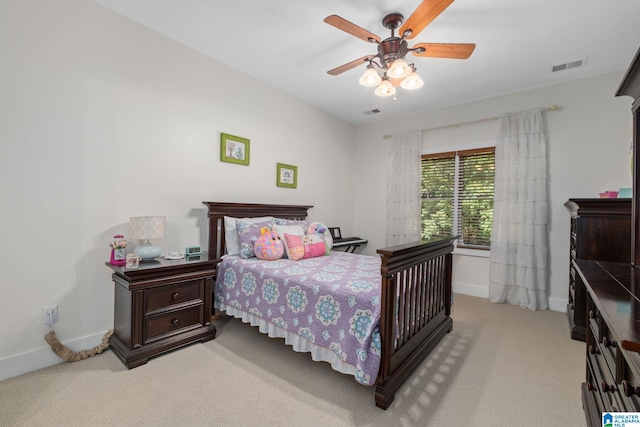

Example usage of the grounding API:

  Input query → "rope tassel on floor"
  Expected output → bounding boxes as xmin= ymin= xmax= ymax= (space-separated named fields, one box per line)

xmin=44 ymin=330 xmax=113 ymax=362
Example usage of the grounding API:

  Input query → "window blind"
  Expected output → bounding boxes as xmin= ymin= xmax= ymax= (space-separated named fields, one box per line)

xmin=456 ymin=148 xmax=495 ymax=248
xmin=421 ymin=147 xmax=495 ymax=249
xmin=421 ymin=152 xmax=456 ymax=240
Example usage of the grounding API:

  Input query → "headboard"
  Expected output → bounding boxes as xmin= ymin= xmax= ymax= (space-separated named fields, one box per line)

xmin=202 ymin=202 xmax=313 ymax=259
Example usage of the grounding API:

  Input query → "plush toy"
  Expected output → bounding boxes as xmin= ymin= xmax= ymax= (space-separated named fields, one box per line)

xmin=307 ymin=222 xmax=333 ymax=254
xmin=254 ymin=227 xmax=284 ymax=260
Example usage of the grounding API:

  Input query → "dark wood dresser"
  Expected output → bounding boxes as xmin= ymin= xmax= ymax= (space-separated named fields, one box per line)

xmin=575 ymin=260 xmax=640 ymax=425
xmin=575 ymin=45 xmax=640 ymax=424
xmin=565 ymin=199 xmax=631 ymax=341
xmin=106 ymin=254 xmax=218 ymax=368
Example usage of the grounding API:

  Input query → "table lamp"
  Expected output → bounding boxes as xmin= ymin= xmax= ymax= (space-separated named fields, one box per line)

xmin=130 ymin=216 xmax=166 ymax=261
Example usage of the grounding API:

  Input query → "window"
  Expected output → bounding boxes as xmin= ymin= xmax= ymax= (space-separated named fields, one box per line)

xmin=421 ymin=147 xmax=495 ymax=249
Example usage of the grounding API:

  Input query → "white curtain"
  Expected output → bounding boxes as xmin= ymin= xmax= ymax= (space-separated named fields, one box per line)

xmin=488 ymin=109 xmax=549 ymax=310
xmin=386 ymin=130 xmax=422 ymax=246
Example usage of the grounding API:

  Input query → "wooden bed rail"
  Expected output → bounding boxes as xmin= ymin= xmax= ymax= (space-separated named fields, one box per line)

xmin=375 ymin=237 xmax=457 ymax=409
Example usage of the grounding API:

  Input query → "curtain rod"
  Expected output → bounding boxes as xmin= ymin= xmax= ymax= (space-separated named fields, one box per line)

xmin=383 ymin=104 xmax=559 ymax=139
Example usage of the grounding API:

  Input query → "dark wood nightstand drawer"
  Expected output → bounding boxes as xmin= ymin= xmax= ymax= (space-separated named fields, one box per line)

xmin=145 ymin=280 xmax=203 ymax=314
xmin=144 ymin=306 xmax=202 ymax=343
xmin=107 ymin=255 xmax=218 ymax=369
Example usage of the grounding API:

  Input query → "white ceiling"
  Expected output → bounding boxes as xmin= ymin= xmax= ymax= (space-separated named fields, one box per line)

xmin=90 ymin=0 xmax=640 ymax=125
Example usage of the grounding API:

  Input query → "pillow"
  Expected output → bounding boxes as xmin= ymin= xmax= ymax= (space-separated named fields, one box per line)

xmin=307 ymin=222 xmax=333 ymax=253
xmin=283 ymin=233 xmax=328 ymax=261
xmin=253 ymin=227 xmax=284 ymax=260
xmin=273 ymin=224 xmax=305 ymax=259
xmin=224 ymin=216 xmax=273 ymax=255
xmin=272 ymin=217 xmax=310 ymax=229
xmin=237 ymin=219 xmax=274 ymax=259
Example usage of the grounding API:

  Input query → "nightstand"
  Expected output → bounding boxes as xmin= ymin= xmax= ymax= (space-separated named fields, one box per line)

xmin=106 ymin=253 xmax=219 ymax=368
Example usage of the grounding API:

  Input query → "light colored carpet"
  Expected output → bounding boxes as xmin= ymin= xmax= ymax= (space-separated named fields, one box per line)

xmin=0 ymin=294 xmax=586 ymax=426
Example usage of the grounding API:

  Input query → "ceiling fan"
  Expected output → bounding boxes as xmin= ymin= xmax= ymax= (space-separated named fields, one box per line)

xmin=324 ymin=0 xmax=475 ymax=96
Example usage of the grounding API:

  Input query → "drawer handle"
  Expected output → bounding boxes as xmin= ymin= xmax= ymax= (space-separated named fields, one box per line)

xmin=172 ymin=293 xmax=180 ymax=300
xmin=601 ymin=337 xmax=617 ymax=348
xmin=601 ymin=381 xmax=617 ymax=393
xmin=622 ymin=380 xmax=640 ymax=397
xmin=589 ymin=345 xmax=600 ymax=355
xmin=172 ymin=318 xmax=179 ymax=326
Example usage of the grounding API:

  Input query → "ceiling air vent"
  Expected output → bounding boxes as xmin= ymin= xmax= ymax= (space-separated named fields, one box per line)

xmin=364 ymin=109 xmax=382 ymax=115
xmin=551 ymin=59 xmax=586 ymax=73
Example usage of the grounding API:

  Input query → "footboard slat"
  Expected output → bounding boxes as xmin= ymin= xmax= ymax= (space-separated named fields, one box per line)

xmin=419 ymin=262 xmax=428 ymax=327
xmin=375 ymin=237 xmax=456 ymax=409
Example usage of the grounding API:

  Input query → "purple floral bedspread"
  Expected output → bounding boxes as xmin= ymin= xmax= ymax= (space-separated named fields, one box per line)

xmin=214 ymin=251 xmax=382 ymax=385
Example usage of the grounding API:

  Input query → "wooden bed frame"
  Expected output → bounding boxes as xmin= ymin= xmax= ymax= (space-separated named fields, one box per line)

xmin=203 ymin=201 xmax=456 ymax=409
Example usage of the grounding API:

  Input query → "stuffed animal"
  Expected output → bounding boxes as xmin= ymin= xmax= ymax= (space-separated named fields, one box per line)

xmin=307 ymin=222 xmax=333 ymax=254
xmin=254 ymin=227 xmax=284 ymax=260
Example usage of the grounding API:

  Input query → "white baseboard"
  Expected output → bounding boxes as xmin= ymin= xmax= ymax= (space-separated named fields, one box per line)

xmin=0 ymin=331 xmax=109 ymax=382
xmin=453 ymin=282 xmax=488 ymax=299
xmin=453 ymin=282 xmax=567 ymax=313
xmin=548 ymin=296 xmax=567 ymax=313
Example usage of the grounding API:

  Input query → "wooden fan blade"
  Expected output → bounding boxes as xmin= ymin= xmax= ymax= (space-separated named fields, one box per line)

xmin=324 ymin=15 xmax=381 ymax=43
xmin=399 ymin=0 xmax=455 ymax=40
xmin=410 ymin=43 xmax=475 ymax=59
xmin=327 ymin=55 xmax=376 ymax=76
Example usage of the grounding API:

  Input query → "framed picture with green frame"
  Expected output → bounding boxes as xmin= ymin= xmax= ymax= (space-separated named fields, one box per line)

xmin=220 ymin=133 xmax=250 ymax=166
xmin=276 ymin=163 xmax=297 ymax=189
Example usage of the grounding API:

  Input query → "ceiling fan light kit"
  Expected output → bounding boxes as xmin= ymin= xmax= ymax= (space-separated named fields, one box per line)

xmin=388 ymin=58 xmax=412 ymax=79
xmin=359 ymin=66 xmax=382 ymax=87
xmin=400 ymin=71 xmax=424 ymax=90
xmin=325 ymin=0 xmax=475 ymax=98
xmin=374 ymin=79 xmax=396 ymax=97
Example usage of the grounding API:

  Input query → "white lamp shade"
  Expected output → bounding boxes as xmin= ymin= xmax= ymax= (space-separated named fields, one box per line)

xmin=130 ymin=216 xmax=166 ymax=240
xmin=359 ymin=67 xmax=382 ymax=87
xmin=401 ymin=71 xmax=424 ymax=90
xmin=130 ymin=216 xmax=165 ymax=261
xmin=374 ymin=79 xmax=396 ymax=97
xmin=388 ymin=58 xmax=412 ymax=79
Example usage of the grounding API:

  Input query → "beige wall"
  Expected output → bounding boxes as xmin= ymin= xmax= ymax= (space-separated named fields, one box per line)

xmin=352 ymin=71 xmax=633 ymax=310
xmin=0 ymin=0 xmax=355 ymax=379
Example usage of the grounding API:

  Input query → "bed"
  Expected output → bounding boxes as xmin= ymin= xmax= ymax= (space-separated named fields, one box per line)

xmin=203 ymin=201 xmax=456 ymax=409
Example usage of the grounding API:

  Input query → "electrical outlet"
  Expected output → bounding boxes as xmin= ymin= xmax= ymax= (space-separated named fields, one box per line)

xmin=42 ymin=305 xmax=58 ymax=326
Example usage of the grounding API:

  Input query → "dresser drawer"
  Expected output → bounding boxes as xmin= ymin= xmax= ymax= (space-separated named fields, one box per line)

xmin=145 ymin=279 xmax=203 ymax=314
xmin=588 ymin=306 xmax=602 ymax=344
xmin=588 ymin=351 xmax=626 ymax=412
xmin=619 ymin=351 xmax=640 ymax=411
xmin=144 ymin=305 xmax=202 ymax=344
xmin=585 ymin=360 xmax=606 ymax=415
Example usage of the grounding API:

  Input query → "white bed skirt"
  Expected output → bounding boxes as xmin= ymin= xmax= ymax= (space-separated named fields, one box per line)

xmin=215 ymin=301 xmax=360 ymax=380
